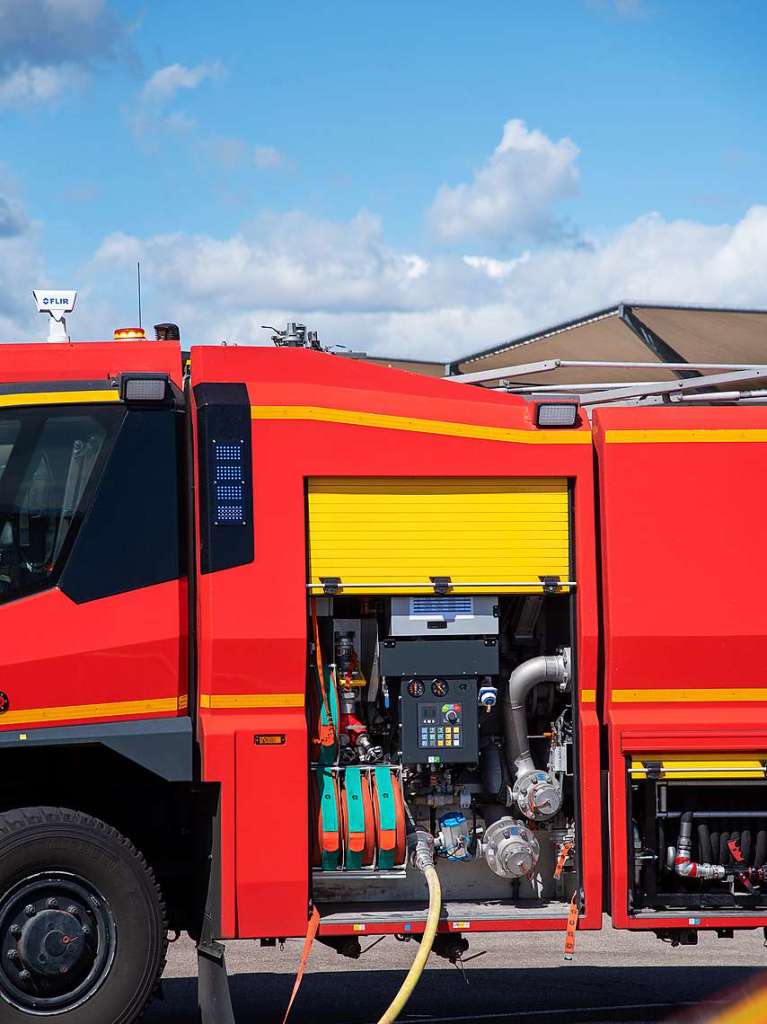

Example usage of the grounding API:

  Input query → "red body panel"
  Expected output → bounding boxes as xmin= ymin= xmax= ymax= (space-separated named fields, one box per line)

xmin=191 ymin=347 xmax=601 ymax=939
xmin=593 ymin=406 xmax=767 ymax=929
xmin=0 ymin=341 xmax=182 ymax=387
xmin=0 ymin=583 xmax=188 ymax=731
xmin=0 ymin=339 xmax=187 ymax=734
xmin=235 ymin=714 xmax=310 ymax=937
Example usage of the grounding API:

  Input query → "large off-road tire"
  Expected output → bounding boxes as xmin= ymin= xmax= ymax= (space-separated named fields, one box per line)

xmin=0 ymin=807 xmax=167 ymax=1023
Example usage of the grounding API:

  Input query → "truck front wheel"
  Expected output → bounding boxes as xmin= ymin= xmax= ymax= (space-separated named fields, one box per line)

xmin=0 ymin=807 xmax=167 ymax=1022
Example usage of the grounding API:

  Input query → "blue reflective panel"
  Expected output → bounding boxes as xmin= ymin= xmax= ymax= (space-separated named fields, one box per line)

xmin=212 ymin=440 xmax=246 ymax=524
xmin=216 ymin=484 xmax=243 ymax=501
xmin=214 ymin=443 xmax=242 ymax=460
xmin=217 ymin=505 xmax=244 ymax=522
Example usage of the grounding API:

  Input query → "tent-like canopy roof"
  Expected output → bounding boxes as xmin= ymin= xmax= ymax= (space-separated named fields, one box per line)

xmin=449 ymin=303 xmax=767 ymax=388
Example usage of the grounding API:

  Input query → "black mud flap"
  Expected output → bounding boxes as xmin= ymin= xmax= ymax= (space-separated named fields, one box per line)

xmin=198 ymin=941 xmax=236 ymax=1024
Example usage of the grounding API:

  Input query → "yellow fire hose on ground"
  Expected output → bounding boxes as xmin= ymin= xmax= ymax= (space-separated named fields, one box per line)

xmin=376 ymin=832 xmax=442 ymax=1024
xmin=282 ymin=833 xmax=440 ymax=1024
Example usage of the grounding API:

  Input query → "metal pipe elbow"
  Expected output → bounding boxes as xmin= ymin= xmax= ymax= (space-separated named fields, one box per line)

xmin=504 ymin=651 xmax=569 ymax=777
xmin=508 ymin=654 xmax=568 ymax=708
xmin=673 ymin=812 xmax=727 ymax=881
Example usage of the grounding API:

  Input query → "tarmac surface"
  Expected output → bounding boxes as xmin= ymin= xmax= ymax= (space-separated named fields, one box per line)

xmin=145 ymin=919 xmax=767 ymax=1024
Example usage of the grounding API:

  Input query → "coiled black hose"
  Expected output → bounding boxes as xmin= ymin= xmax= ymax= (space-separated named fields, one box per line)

xmin=755 ymin=829 xmax=767 ymax=868
xmin=710 ymin=829 xmax=720 ymax=862
xmin=741 ymin=830 xmax=752 ymax=865
xmin=697 ymin=823 xmax=712 ymax=863
xmin=719 ymin=832 xmax=730 ymax=866
xmin=695 ymin=823 xmax=767 ymax=866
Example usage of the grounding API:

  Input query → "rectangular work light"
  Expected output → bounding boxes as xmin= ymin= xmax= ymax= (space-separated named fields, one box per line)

xmin=119 ymin=374 xmax=170 ymax=403
xmin=535 ymin=402 xmax=579 ymax=428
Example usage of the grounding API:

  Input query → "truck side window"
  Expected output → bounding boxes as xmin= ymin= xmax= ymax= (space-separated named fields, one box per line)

xmin=59 ymin=407 xmax=185 ymax=603
xmin=0 ymin=407 xmax=121 ymax=603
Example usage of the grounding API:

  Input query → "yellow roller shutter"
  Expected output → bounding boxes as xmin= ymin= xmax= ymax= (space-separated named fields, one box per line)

xmin=629 ymin=755 xmax=767 ymax=780
xmin=306 ymin=477 xmax=571 ymax=594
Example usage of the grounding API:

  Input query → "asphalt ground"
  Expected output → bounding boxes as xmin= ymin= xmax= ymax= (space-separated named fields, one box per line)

xmin=145 ymin=920 xmax=767 ymax=1024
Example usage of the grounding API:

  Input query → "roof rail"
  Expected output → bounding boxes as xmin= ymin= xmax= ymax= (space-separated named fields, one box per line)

xmin=445 ymin=360 xmax=767 ymax=408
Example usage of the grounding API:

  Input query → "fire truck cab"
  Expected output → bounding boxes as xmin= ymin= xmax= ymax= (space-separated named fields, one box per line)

xmin=0 ymin=325 xmax=764 ymax=1023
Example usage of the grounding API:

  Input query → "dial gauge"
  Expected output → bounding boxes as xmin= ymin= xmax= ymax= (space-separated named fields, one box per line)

xmin=407 ymin=678 xmax=425 ymax=698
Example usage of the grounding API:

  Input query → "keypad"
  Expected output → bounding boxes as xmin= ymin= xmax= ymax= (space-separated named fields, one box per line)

xmin=418 ymin=703 xmax=462 ymax=749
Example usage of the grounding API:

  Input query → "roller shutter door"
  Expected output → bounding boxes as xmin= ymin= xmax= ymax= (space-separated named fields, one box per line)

xmin=307 ymin=477 xmax=571 ymax=594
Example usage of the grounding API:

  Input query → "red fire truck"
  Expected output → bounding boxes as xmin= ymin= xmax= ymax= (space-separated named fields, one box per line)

xmin=0 ymin=313 xmax=765 ymax=1023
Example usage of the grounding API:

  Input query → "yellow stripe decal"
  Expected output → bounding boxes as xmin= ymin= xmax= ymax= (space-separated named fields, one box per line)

xmin=613 ymin=688 xmax=767 ymax=704
xmin=0 ymin=390 xmax=120 ymax=408
xmin=251 ymin=405 xmax=592 ymax=445
xmin=580 ymin=689 xmax=597 ymax=703
xmin=606 ymin=428 xmax=767 ymax=444
xmin=0 ymin=696 xmax=185 ymax=728
xmin=200 ymin=693 xmax=305 ymax=710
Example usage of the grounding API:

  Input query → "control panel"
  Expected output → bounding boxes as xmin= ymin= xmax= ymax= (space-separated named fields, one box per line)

xmin=418 ymin=702 xmax=463 ymax=749
xmin=400 ymin=677 xmax=478 ymax=764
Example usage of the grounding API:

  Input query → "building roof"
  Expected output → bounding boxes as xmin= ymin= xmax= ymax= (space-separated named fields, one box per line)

xmin=360 ymin=355 xmax=445 ymax=377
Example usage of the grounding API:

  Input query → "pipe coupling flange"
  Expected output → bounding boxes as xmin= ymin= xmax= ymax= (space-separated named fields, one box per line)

xmin=409 ymin=830 xmax=436 ymax=872
xmin=556 ymin=647 xmax=572 ymax=691
xmin=674 ymin=851 xmax=727 ymax=881
xmin=513 ymin=769 xmax=563 ymax=821
xmin=483 ymin=817 xmax=540 ymax=878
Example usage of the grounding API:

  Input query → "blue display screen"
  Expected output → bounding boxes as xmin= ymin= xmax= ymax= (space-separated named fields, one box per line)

xmin=212 ymin=439 xmax=246 ymax=526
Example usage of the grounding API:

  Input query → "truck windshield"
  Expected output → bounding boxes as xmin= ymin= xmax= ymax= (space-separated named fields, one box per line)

xmin=0 ymin=406 xmax=122 ymax=603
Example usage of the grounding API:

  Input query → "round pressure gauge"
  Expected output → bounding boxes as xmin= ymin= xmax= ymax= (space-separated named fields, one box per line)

xmin=407 ymin=678 xmax=425 ymax=698
xmin=431 ymin=678 xmax=448 ymax=697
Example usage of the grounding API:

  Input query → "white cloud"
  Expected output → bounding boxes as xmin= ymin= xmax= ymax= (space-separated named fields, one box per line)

xmin=0 ymin=62 xmax=85 ymax=106
xmin=92 ymin=210 xmax=437 ymax=313
xmin=132 ymin=62 xmax=232 ymax=153
xmin=141 ymin=62 xmax=223 ymax=104
xmin=463 ymin=252 xmax=531 ymax=279
xmin=134 ymin=61 xmax=288 ymax=173
xmin=0 ymin=0 xmax=126 ymax=106
xmin=86 ymin=204 xmax=767 ymax=358
xmin=428 ymin=119 xmax=580 ymax=243
xmin=0 ymin=191 xmax=46 ymax=340
xmin=0 ymin=0 xmax=119 ymax=61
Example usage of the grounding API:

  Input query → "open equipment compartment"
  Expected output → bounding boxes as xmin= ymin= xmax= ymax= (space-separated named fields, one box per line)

xmin=629 ymin=757 xmax=767 ymax=915
xmin=305 ymin=475 xmax=580 ymax=924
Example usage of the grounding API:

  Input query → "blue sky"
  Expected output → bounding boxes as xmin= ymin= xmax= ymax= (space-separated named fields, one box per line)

xmin=1 ymin=0 xmax=766 ymax=355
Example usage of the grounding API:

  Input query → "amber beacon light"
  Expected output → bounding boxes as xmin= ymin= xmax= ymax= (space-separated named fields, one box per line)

xmin=113 ymin=327 xmax=146 ymax=341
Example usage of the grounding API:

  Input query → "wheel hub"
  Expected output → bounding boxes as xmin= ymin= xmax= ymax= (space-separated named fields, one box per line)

xmin=0 ymin=874 xmax=115 ymax=1013
xmin=18 ymin=909 xmax=88 ymax=978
